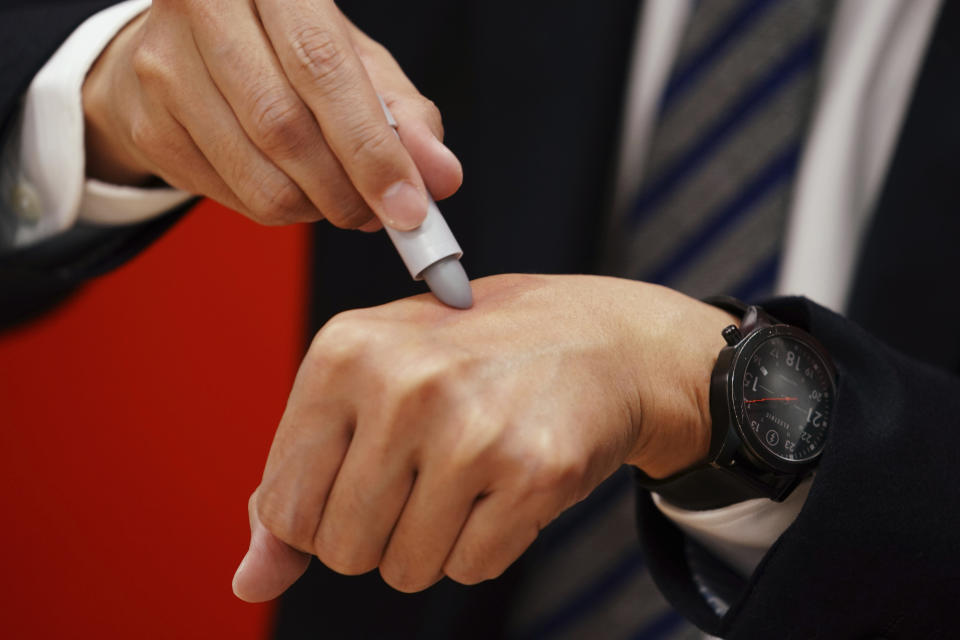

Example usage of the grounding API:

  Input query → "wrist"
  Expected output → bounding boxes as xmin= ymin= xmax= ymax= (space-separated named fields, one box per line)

xmin=623 ymin=290 xmax=738 ymax=479
xmin=82 ymin=11 xmax=153 ymax=186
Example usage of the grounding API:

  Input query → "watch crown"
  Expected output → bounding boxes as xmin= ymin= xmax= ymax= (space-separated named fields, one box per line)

xmin=722 ymin=324 xmax=743 ymax=346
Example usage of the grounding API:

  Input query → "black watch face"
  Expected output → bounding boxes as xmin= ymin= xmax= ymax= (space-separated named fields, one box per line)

xmin=740 ymin=334 xmax=835 ymax=463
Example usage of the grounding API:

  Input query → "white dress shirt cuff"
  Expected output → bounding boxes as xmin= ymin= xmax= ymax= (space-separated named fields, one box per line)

xmin=81 ymin=178 xmax=193 ymax=225
xmin=8 ymin=0 xmax=191 ymax=248
xmin=653 ymin=477 xmax=813 ymax=577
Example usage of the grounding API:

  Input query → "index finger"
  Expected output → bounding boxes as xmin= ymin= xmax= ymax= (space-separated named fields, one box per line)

xmin=256 ymin=0 xmax=429 ymax=231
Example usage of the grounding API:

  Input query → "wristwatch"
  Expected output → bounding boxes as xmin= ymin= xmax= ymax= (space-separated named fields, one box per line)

xmin=636 ymin=296 xmax=838 ymax=510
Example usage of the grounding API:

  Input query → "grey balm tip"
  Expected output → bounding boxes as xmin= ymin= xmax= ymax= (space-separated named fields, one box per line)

xmin=422 ymin=256 xmax=473 ymax=309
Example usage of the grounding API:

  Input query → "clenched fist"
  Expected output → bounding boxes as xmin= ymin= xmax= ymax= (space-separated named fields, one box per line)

xmin=231 ymin=275 xmax=737 ymax=601
xmin=82 ymin=0 xmax=462 ymax=230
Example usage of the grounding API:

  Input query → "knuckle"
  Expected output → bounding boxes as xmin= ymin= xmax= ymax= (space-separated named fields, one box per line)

xmin=130 ymin=44 xmax=164 ymax=84
xmin=382 ymin=355 xmax=477 ymax=446
xmin=404 ymin=360 xmax=449 ymax=397
xmin=317 ymin=311 xmax=366 ymax=348
xmin=321 ymin=554 xmax=377 ymax=577
xmin=255 ymin=486 xmax=313 ymax=551
xmin=349 ymin=124 xmax=396 ymax=165
xmin=355 ymin=38 xmax=390 ymax=66
xmin=248 ymin=86 xmax=313 ymax=159
xmin=324 ymin=196 xmax=374 ymax=229
xmin=309 ymin=312 xmax=369 ymax=366
xmin=444 ymin=548 xmax=491 ymax=586
xmin=392 ymin=358 xmax=457 ymax=410
xmin=313 ymin=534 xmax=378 ymax=577
xmin=290 ymin=25 xmax=349 ymax=85
xmin=417 ymin=96 xmax=444 ymax=140
xmin=245 ymin=173 xmax=310 ymax=225
xmin=379 ymin=561 xmax=433 ymax=594
xmin=444 ymin=416 xmax=501 ymax=470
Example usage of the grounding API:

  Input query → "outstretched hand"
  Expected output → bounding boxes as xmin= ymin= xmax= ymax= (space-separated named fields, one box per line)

xmin=232 ymin=274 xmax=736 ymax=600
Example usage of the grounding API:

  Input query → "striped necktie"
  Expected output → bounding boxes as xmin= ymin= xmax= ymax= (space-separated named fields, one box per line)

xmin=604 ymin=0 xmax=834 ymax=301
xmin=506 ymin=1 xmax=833 ymax=638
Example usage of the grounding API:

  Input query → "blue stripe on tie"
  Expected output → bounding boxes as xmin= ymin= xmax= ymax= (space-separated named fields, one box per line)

xmin=660 ymin=0 xmax=784 ymax=110
xmin=644 ymin=142 xmax=800 ymax=286
xmin=516 ymin=550 xmax=647 ymax=640
xmin=630 ymin=32 xmax=821 ymax=225
xmin=631 ymin=610 xmax=687 ymax=640
xmin=532 ymin=467 xmax=632 ymax=555
xmin=731 ymin=253 xmax=781 ymax=302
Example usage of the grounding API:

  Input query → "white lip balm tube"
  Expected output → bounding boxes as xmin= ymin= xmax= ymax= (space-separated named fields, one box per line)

xmin=378 ymin=97 xmax=473 ymax=309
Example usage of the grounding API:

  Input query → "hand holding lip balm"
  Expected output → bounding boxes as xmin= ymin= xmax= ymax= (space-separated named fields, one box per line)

xmin=378 ymin=97 xmax=474 ymax=309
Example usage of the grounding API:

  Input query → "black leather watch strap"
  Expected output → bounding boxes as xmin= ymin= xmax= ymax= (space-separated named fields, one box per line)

xmin=635 ymin=466 xmax=771 ymax=511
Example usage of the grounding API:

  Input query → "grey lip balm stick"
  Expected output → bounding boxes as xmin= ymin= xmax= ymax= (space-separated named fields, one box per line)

xmin=378 ymin=97 xmax=473 ymax=309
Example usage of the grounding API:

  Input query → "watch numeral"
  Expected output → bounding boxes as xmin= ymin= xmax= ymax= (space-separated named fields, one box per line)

xmin=786 ymin=351 xmax=801 ymax=371
xmin=805 ymin=408 xmax=824 ymax=427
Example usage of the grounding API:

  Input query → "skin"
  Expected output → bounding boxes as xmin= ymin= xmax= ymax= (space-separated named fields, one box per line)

xmin=232 ymin=274 xmax=738 ymax=601
xmin=82 ymin=0 xmax=463 ymax=231
xmin=76 ymin=0 xmax=734 ymax=603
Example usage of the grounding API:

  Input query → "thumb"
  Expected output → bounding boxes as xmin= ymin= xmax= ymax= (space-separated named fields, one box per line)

xmin=232 ymin=491 xmax=311 ymax=603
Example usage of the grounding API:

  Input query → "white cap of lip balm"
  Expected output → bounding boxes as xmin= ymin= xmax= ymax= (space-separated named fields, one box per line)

xmin=378 ymin=96 xmax=472 ymax=309
xmin=383 ymin=198 xmax=462 ymax=280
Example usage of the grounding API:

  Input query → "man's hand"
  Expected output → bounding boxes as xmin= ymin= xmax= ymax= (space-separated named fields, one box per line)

xmin=231 ymin=274 xmax=737 ymax=601
xmin=82 ymin=0 xmax=462 ymax=231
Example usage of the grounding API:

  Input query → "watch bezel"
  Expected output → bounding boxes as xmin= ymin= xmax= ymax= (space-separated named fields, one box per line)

xmin=723 ymin=324 xmax=838 ymax=475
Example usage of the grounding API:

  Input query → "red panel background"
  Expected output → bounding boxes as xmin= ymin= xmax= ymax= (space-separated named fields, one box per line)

xmin=0 ymin=200 xmax=309 ymax=639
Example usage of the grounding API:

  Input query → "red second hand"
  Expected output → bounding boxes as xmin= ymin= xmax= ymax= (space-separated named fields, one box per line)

xmin=745 ymin=396 xmax=798 ymax=404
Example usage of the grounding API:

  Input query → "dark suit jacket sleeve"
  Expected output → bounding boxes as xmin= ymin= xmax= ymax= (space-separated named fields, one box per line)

xmin=636 ymin=296 xmax=960 ymax=638
xmin=1 ymin=1 xmax=119 ymax=121
xmin=0 ymin=1 xmax=191 ymax=329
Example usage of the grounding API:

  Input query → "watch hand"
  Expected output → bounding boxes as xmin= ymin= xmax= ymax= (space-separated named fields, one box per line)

xmin=745 ymin=396 xmax=798 ymax=404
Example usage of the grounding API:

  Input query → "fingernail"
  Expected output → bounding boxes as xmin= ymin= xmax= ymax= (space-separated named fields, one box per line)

xmin=381 ymin=181 xmax=428 ymax=231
